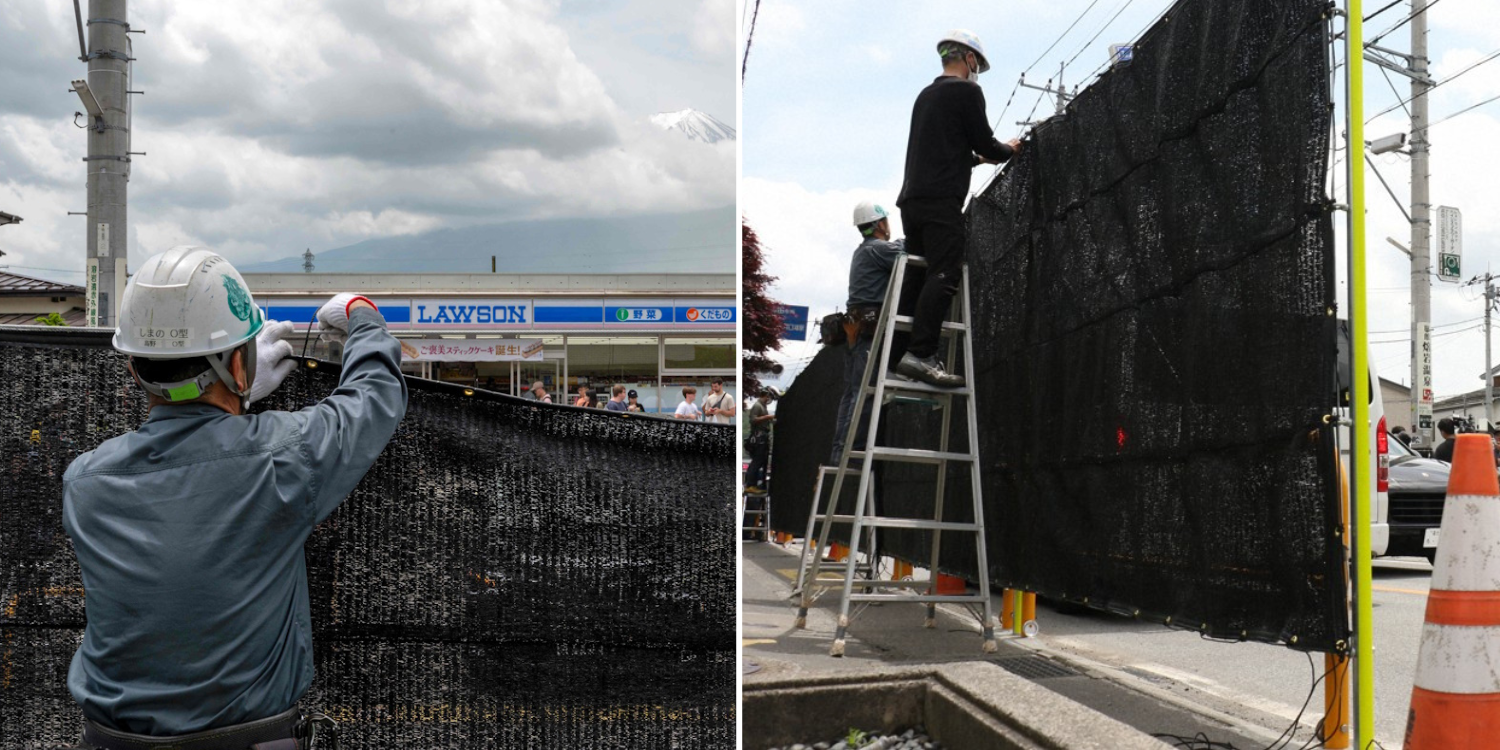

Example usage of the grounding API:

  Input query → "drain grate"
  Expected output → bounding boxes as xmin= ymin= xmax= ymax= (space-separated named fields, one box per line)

xmin=993 ymin=654 xmax=1080 ymax=680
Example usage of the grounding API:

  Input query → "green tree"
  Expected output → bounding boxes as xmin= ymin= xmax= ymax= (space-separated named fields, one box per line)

xmin=741 ymin=221 xmax=785 ymax=393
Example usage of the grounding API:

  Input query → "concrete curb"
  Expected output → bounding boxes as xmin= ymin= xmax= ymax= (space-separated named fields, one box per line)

xmin=743 ymin=661 xmax=1166 ymax=749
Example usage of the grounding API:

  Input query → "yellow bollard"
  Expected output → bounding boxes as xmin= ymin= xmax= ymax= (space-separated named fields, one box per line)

xmin=1001 ymin=588 xmax=1015 ymax=630
xmin=891 ymin=559 xmax=914 ymax=581
xmin=1022 ymin=591 xmax=1037 ymax=636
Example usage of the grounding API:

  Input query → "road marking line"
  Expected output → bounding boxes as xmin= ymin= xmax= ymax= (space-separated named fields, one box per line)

xmin=743 ymin=638 xmax=777 ymax=646
xmin=1374 ymin=584 xmax=1431 ymax=596
xmin=776 ymin=568 xmax=799 ymax=580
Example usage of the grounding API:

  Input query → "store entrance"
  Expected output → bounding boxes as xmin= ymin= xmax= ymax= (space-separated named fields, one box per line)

xmin=516 ymin=358 xmax=562 ymax=399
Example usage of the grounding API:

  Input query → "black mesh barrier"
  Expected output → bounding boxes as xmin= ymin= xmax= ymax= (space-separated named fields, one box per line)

xmin=774 ymin=0 xmax=1346 ymax=652
xmin=0 ymin=326 xmax=734 ymax=748
xmin=767 ymin=343 xmax=845 ymax=541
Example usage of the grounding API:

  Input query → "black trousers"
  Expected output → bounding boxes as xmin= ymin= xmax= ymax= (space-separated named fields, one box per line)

xmin=897 ymin=198 xmax=967 ymax=360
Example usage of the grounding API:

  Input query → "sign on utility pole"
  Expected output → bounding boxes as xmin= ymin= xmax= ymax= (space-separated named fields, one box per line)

xmin=1437 ymin=206 xmax=1461 ymax=283
xmin=1418 ymin=321 xmax=1433 ymax=431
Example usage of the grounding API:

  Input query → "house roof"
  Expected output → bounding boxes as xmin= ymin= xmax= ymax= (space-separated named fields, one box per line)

xmin=0 ymin=307 xmax=88 ymax=327
xmin=0 ymin=270 xmax=85 ymax=297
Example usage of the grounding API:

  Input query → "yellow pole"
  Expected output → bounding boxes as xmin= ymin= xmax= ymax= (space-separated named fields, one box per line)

xmin=1001 ymin=588 xmax=1015 ymax=631
xmin=1023 ymin=591 xmax=1037 ymax=628
xmin=1346 ymin=0 xmax=1376 ymax=744
xmin=1012 ymin=589 xmax=1024 ymax=635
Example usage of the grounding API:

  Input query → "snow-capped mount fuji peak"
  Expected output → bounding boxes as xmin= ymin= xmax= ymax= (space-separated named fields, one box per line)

xmin=650 ymin=109 xmax=736 ymax=144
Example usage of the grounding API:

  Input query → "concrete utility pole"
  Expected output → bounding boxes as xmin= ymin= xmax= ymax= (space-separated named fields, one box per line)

xmin=1488 ymin=282 xmax=1495 ymax=427
xmin=79 ymin=0 xmax=132 ymax=328
xmin=1410 ymin=0 xmax=1433 ymax=445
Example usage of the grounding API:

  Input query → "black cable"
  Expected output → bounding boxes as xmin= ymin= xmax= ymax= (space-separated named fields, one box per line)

xmin=1024 ymin=0 xmax=1106 ymax=74
xmin=1421 ymin=90 xmax=1500 ymax=133
xmin=1065 ymin=0 xmax=1141 ymax=70
xmin=741 ymin=0 xmax=761 ymax=83
xmin=1368 ymin=0 xmax=1446 ymax=47
xmin=1363 ymin=0 xmax=1403 ymax=22
xmin=1367 ymin=46 xmax=1500 ymax=123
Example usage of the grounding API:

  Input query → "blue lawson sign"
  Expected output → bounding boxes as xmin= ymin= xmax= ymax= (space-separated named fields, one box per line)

xmin=776 ymin=305 xmax=810 ymax=340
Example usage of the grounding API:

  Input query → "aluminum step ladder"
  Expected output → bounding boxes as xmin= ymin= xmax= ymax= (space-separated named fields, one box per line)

xmin=793 ymin=254 xmax=998 ymax=656
xmin=741 ymin=488 xmax=770 ymax=541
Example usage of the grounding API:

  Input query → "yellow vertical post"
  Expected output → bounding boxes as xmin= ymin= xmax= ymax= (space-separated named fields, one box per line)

xmin=1023 ymin=591 xmax=1037 ymax=627
xmin=1346 ymin=0 xmax=1376 ymax=744
xmin=1012 ymin=589 xmax=1024 ymax=635
xmin=1001 ymin=588 xmax=1015 ymax=631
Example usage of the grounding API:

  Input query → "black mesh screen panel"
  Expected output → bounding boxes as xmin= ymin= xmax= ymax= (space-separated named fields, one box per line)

xmin=0 ymin=326 xmax=734 ymax=748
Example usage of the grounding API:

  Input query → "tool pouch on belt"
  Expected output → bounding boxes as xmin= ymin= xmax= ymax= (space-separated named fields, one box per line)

xmin=847 ymin=305 xmax=881 ymax=344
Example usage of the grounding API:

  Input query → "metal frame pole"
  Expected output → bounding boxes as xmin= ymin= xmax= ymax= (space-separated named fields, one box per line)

xmin=1346 ymin=0 xmax=1377 ymax=744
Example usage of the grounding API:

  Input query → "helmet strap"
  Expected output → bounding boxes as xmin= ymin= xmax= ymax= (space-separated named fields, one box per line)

xmin=135 ymin=338 xmax=258 ymax=411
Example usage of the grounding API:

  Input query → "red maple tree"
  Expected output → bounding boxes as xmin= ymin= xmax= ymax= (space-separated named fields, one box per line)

xmin=742 ymin=220 xmax=785 ymax=393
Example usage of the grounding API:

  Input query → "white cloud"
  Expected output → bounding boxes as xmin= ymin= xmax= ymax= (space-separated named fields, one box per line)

xmin=742 ymin=176 xmax=905 ymax=380
xmin=0 ymin=0 xmax=733 ymax=282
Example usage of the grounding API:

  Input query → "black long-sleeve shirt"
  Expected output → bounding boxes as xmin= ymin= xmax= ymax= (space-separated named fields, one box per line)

xmin=897 ymin=76 xmax=1015 ymax=206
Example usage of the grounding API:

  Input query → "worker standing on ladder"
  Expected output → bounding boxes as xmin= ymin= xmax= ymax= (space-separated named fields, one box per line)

xmin=61 ymin=246 xmax=407 ymax=748
xmin=894 ymin=29 xmax=1020 ymax=387
xmin=830 ymin=200 xmax=905 ymax=465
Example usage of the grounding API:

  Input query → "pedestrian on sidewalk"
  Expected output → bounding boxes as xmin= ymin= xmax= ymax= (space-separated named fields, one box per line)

xmin=745 ymin=388 xmax=777 ymax=494
xmin=605 ymin=384 xmax=629 ymax=412
xmin=674 ymin=386 xmax=703 ymax=421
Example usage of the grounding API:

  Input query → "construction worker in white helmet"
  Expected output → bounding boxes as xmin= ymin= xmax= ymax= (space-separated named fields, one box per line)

xmin=893 ymin=29 xmax=1022 ymax=387
xmin=61 ymin=245 xmax=407 ymax=748
xmin=830 ymin=200 xmax=906 ymax=465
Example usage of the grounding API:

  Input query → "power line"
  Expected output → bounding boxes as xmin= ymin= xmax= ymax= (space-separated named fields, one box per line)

xmin=1364 ymin=0 xmax=1404 ymax=22
xmin=741 ymin=0 xmax=761 ymax=82
xmin=1024 ymin=0 xmax=1106 ymax=74
xmin=1065 ymin=0 xmax=1141 ymax=70
xmin=1422 ymin=90 xmax=1500 ymax=132
xmin=1367 ymin=46 xmax=1500 ymax=122
xmin=1368 ymin=0 xmax=1447 ymax=46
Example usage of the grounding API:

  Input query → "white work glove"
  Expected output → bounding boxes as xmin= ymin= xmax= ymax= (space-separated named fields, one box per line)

xmin=248 ymin=319 xmax=297 ymax=405
xmin=316 ymin=292 xmax=360 ymax=334
xmin=316 ymin=292 xmax=376 ymax=344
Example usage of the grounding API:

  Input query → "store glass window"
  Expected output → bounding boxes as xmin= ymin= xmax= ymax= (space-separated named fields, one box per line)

xmin=663 ymin=337 xmax=734 ymax=371
xmin=566 ymin=336 xmax=660 ymax=409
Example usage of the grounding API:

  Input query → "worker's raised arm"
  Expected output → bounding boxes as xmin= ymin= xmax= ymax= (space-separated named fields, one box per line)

xmin=965 ymin=84 xmax=1015 ymax=165
xmin=296 ymin=293 xmax=409 ymax=524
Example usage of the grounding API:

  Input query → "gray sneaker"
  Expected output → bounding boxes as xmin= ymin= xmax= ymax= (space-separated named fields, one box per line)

xmin=895 ymin=353 xmax=965 ymax=387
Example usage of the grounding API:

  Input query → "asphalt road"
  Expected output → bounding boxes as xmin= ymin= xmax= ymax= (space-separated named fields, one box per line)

xmin=1026 ymin=558 xmax=1430 ymax=748
xmin=744 ymin=540 xmax=1432 ymax=750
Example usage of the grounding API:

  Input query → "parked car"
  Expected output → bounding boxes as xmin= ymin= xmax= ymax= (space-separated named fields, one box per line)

xmin=1385 ymin=431 xmax=1449 ymax=563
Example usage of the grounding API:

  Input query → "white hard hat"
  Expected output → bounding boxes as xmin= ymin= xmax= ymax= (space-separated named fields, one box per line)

xmin=852 ymin=200 xmax=890 ymax=227
xmin=938 ymin=29 xmax=990 ymax=73
xmin=114 ymin=245 xmax=264 ymax=404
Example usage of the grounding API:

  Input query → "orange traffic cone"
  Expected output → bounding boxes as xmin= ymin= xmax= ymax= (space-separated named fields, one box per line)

xmin=1405 ymin=434 xmax=1500 ymax=747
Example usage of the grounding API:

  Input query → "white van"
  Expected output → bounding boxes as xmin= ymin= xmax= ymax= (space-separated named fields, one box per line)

xmin=1336 ymin=321 xmax=1392 ymax=558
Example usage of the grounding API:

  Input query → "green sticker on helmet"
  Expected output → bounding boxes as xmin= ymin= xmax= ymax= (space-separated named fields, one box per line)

xmin=223 ymin=275 xmax=252 ymax=320
xmin=222 ymin=275 xmax=261 ymax=335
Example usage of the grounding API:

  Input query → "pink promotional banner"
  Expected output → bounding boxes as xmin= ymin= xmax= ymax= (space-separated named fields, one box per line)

xmin=398 ymin=338 xmax=543 ymax=362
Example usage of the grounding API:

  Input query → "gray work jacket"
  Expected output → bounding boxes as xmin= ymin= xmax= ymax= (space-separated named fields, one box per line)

xmin=847 ymin=236 xmax=906 ymax=308
xmin=62 ymin=307 xmax=408 ymax=736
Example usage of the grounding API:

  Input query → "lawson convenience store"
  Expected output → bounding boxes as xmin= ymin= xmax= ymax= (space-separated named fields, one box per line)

xmin=243 ymin=272 xmax=737 ymax=414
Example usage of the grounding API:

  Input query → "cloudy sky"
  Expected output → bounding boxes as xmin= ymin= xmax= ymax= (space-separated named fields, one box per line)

xmin=742 ymin=0 xmax=1500 ymax=406
xmin=0 ymin=0 xmax=734 ymax=280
